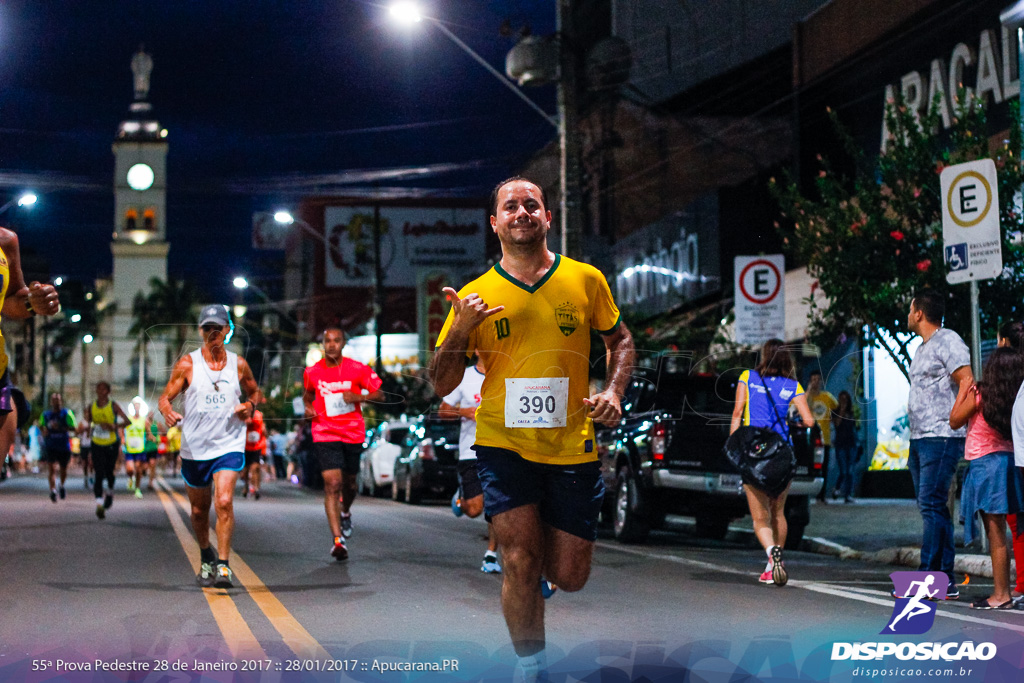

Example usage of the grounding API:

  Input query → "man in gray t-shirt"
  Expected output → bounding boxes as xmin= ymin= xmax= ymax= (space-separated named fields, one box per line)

xmin=905 ymin=291 xmax=973 ymax=599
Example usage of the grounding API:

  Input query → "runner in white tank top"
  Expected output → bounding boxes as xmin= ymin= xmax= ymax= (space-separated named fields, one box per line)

xmin=181 ymin=348 xmax=246 ymax=460
xmin=158 ymin=305 xmax=263 ymax=590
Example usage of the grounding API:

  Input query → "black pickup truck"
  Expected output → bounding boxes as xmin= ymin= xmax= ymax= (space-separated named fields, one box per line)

xmin=595 ymin=359 xmax=823 ymax=547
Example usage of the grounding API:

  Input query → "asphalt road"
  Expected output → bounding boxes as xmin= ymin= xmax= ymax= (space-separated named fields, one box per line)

xmin=2 ymin=472 xmax=1024 ymax=683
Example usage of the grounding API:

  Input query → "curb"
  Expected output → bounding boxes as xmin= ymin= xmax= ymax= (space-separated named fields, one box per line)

xmin=802 ymin=536 xmax=998 ymax=579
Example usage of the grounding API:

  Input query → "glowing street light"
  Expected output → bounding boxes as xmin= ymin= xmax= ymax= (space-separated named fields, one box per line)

xmin=70 ymin=313 xmax=82 ymax=323
xmin=93 ymin=355 xmax=104 ymax=365
xmin=273 ymin=211 xmax=295 ymax=225
xmin=389 ymin=1 xmax=422 ymax=23
xmin=83 ymin=334 xmax=94 ymax=344
xmin=53 ymin=277 xmax=63 ymax=286
xmin=0 ymin=192 xmax=38 ymax=217
xmin=233 ymin=276 xmax=249 ymax=290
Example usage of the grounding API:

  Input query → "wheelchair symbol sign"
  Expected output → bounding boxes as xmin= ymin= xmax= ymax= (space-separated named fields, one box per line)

xmin=945 ymin=243 xmax=968 ymax=272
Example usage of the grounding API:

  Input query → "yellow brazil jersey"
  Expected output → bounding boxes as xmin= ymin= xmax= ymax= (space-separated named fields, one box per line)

xmin=436 ymin=254 xmax=621 ymax=465
xmin=0 ymin=244 xmax=11 ymax=376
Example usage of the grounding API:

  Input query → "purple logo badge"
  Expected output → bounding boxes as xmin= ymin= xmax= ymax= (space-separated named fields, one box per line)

xmin=883 ymin=571 xmax=947 ymax=635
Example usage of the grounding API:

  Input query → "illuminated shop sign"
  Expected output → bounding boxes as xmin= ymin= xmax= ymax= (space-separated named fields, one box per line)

xmin=881 ymin=26 xmax=1019 ymax=149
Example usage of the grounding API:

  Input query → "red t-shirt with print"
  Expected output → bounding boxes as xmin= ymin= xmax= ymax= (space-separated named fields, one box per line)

xmin=245 ymin=410 xmax=267 ymax=454
xmin=303 ymin=358 xmax=382 ymax=443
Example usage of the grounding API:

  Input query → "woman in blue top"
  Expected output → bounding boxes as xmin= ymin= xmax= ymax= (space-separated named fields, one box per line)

xmin=730 ymin=339 xmax=814 ymax=587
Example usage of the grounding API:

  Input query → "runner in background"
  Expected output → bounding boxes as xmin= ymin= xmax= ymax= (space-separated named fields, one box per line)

xmin=41 ymin=392 xmax=76 ymax=503
xmin=303 ymin=326 xmax=383 ymax=561
xmin=242 ymin=408 xmax=267 ymax=500
xmin=439 ymin=355 xmax=500 ymax=574
xmin=84 ymin=381 xmax=129 ymax=518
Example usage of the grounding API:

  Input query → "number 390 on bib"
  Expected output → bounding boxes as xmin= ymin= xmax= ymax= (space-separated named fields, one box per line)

xmin=504 ymin=378 xmax=568 ymax=428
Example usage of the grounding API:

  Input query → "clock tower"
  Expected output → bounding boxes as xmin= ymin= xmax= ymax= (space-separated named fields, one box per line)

xmin=106 ymin=47 xmax=170 ymax=391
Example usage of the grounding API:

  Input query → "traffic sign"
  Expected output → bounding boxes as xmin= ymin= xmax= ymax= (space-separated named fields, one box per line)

xmin=734 ymin=254 xmax=785 ymax=345
xmin=940 ymin=159 xmax=1002 ymax=284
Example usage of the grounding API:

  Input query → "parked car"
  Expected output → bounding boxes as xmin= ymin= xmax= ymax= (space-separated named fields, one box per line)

xmin=359 ymin=421 xmax=412 ymax=497
xmin=391 ymin=415 xmax=460 ymax=504
xmin=595 ymin=358 xmax=823 ymax=548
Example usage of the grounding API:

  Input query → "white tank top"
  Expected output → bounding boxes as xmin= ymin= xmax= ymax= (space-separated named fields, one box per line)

xmin=181 ymin=349 xmax=246 ymax=461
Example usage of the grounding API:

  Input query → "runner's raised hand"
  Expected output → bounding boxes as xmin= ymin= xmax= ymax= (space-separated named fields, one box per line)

xmin=443 ymin=287 xmax=505 ymax=335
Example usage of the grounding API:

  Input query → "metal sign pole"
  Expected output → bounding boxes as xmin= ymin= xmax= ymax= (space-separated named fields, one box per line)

xmin=970 ymin=280 xmax=982 ymax=379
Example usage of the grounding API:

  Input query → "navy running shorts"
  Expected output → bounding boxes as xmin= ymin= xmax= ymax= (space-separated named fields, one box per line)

xmin=314 ymin=441 xmax=362 ymax=475
xmin=473 ymin=445 xmax=605 ymax=541
xmin=181 ymin=452 xmax=244 ymax=488
xmin=456 ymin=459 xmax=484 ymax=500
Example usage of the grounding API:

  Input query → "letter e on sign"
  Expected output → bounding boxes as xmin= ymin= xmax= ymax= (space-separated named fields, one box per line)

xmin=734 ymin=254 xmax=785 ymax=345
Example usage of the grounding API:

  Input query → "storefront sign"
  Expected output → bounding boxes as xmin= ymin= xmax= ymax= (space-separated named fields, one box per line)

xmin=323 ymin=206 xmax=485 ymax=288
xmin=882 ymin=26 xmax=1019 ymax=149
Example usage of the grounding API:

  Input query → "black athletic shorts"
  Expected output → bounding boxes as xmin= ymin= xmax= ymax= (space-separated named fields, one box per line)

xmin=456 ymin=459 xmax=484 ymax=500
xmin=244 ymin=450 xmax=263 ymax=468
xmin=474 ymin=445 xmax=605 ymax=541
xmin=314 ymin=441 xmax=362 ymax=475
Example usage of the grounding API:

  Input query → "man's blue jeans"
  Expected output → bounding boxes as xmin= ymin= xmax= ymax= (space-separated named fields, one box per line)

xmin=907 ymin=437 xmax=964 ymax=574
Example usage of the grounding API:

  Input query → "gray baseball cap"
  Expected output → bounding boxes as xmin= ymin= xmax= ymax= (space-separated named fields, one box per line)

xmin=198 ymin=305 xmax=230 ymax=327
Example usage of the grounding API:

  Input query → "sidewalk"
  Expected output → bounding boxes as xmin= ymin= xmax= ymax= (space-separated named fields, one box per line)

xmin=802 ymin=497 xmax=998 ymax=579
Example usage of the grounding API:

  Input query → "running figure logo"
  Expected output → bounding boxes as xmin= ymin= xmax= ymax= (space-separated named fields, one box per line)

xmin=883 ymin=571 xmax=947 ymax=635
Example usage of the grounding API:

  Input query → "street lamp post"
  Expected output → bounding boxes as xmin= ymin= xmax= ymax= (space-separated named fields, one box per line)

xmin=387 ymin=3 xmax=582 ymax=258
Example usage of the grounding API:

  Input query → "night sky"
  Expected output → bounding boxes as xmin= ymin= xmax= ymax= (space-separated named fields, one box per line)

xmin=0 ymin=0 xmax=556 ymax=302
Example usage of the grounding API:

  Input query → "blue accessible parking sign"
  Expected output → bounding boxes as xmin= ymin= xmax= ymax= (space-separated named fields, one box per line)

xmin=944 ymin=243 xmax=968 ymax=272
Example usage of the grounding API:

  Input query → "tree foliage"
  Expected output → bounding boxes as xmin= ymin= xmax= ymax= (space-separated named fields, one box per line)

xmin=770 ymin=95 xmax=1024 ymax=378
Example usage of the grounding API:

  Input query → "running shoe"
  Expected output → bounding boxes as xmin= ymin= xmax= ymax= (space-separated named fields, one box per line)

xmin=213 ymin=563 xmax=234 ymax=589
xmin=253 ymin=490 xmax=261 ymax=501
xmin=771 ymin=546 xmax=788 ymax=586
xmin=340 ymin=513 xmax=353 ymax=538
xmin=59 ymin=485 xmax=66 ymax=500
xmin=127 ymin=479 xmax=135 ymax=491
xmin=50 ymin=490 xmax=57 ymax=503
xmin=197 ymin=562 xmax=216 ymax=588
xmin=134 ymin=488 xmax=143 ymax=499
xmin=147 ymin=483 xmax=155 ymax=492
xmin=96 ymin=503 xmax=105 ymax=519
xmin=103 ymin=493 xmax=114 ymax=509
xmin=242 ymin=487 xmax=249 ymax=498
xmin=481 ymin=553 xmax=501 ymax=574
xmin=331 ymin=536 xmax=349 ymax=561
xmin=290 ymin=474 xmax=299 ymax=484
xmin=451 ymin=492 xmax=463 ymax=517
xmin=759 ymin=571 xmax=774 ymax=584
xmin=946 ymin=582 xmax=960 ymax=600
xmin=540 ymin=579 xmax=557 ymax=599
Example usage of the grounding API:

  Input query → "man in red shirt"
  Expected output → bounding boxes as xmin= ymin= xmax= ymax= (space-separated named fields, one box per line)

xmin=303 ymin=326 xmax=384 ymax=561
xmin=243 ymin=409 xmax=267 ymax=500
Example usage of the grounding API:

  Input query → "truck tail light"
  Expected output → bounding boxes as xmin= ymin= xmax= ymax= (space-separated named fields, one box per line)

xmin=419 ymin=442 xmax=436 ymax=461
xmin=652 ymin=423 xmax=666 ymax=461
xmin=813 ymin=445 xmax=824 ymax=470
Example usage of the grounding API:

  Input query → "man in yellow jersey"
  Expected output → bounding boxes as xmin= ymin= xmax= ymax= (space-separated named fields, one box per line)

xmin=84 ymin=381 xmax=129 ymax=518
xmin=430 ymin=176 xmax=635 ymax=682
xmin=122 ymin=398 xmax=152 ymax=498
xmin=0 ymin=228 xmax=61 ymax=476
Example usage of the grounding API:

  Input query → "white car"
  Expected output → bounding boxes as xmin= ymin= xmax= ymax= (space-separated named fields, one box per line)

xmin=359 ymin=421 xmax=412 ymax=497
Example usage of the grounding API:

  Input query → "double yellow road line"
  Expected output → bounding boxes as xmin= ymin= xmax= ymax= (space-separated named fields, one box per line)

xmin=154 ymin=479 xmax=331 ymax=660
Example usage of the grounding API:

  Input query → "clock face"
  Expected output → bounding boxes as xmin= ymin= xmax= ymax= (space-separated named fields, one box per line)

xmin=126 ymin=163 xmax=155 ymax=191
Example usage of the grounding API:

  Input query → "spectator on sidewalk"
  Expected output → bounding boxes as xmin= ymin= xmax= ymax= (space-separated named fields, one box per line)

xmin=999 ymin=320 xmax=1024 ymax=602
xmin=832 ymin=390 xmax=858 ymax=503
xmin=807 ymin=370 xmax=838 ymax=502
xmin=953 ymin=346 xmax=1024 ymax=609
xmin=907 ymin=290 xmax=973 ymax=600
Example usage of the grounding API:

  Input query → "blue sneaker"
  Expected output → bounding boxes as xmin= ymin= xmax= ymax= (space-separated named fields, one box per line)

xmin=540 ymin=579 xmax=557 ymax=599
xmin=481 ymin=553 xmax=501 ymax=574
xmin=451 ymin=492 xmax=463 ymax=518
